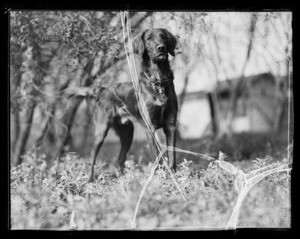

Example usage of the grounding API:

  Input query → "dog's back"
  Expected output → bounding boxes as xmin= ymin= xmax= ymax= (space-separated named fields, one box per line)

xmin=93 ymin=80 xmax=167 ymax=127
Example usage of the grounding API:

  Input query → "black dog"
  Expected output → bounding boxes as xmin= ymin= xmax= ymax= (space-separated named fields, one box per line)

xmin=70 ymin=28 xmax=178 ymax=182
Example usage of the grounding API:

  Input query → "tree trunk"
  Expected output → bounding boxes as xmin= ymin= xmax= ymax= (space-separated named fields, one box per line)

xmin=226 ymin=13 xmax=257 ymax=137
xmin=176 ymin=74 xmax=190 ymax=139
xmin=11 ymin=66 xmax=22 ymax=153
xmin=272 ymin=75 xmax=285 ymax=132
xmin=207 ymin=91 xmax=220 ymax=137
xmin=28 ymin=42 xmax=64 ymax=153
xmin=82 ymin=102 xmax=93 ymax=154
xmin=53 ymin=62 xmax=94 ymax=159
xmin=13 ymin=101 xmax=36 ymax=166
xmin=60 ymin=98 xmax=82 ymax=153
xmin=12 ymin=111 xmax=20 ymax=151
xmin=34 ymin=106 xmax=56 ymax=147
xmin=178 ymin=74 xmax=189 ymax=116
xmin=276 ymin=97 xmax=288 ymax=134
xmin=34 ymin=75 xmax=72 ymax=147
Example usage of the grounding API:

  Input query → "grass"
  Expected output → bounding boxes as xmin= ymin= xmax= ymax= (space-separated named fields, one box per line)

xmin=10 ymin=134 xmax=291 ymax=230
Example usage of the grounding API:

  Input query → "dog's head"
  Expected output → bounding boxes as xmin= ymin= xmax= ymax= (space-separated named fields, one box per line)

xmin=133 ymin=28 xmax=177 ymax=62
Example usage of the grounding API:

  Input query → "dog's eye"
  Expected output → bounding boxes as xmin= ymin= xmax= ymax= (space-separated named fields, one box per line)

xmin=145 ymin=33 xmax=153 ymax=41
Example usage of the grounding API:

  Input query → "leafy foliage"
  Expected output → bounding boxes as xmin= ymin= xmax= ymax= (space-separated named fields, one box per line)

xmin=10 ymin=11 xmax=151 ymax=165
xmin=11 ymin=149 xmax=290 ymax=229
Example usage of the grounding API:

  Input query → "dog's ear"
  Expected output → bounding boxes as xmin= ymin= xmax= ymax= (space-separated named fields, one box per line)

xmin=161 ymin=29 xmax=177 ymax=57
xmin=132 ymin=31 xmax=146 ymax=58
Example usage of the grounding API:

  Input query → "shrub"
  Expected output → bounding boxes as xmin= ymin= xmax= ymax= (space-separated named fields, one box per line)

xmin=11 ymin=147 xmax=291 ymax=229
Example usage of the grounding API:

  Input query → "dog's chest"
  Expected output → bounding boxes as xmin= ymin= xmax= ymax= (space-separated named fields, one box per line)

xmin=148 ymin=105 xmax=165 ymax=129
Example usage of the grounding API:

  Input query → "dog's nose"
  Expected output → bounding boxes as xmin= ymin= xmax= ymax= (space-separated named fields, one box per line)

xmin=156 ymin=44 xmax=164 ymax=51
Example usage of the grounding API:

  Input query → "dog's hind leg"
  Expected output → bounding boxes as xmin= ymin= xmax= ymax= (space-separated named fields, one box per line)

xmin=114 ymin=121 xmax=134 ymax=174
xmin=88 ymin=122 xmax=111 ymax=182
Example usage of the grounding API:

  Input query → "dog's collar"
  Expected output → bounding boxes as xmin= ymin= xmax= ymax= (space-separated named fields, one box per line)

xmin=143 ymin=72 xmax=173 ymax=90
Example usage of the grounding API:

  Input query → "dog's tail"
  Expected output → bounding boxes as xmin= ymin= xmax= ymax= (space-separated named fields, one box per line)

xmin=65 ymin=86 xmax=98 ymax=99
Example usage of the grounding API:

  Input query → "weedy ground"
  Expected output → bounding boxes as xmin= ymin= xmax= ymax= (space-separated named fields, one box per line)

xmin=10 ymin=133 xmax=291 ymax=230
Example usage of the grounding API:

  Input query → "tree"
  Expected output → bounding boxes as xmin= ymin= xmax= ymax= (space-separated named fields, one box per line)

xmin=225 ymin=13 xmax=258 ymax=137
xmin=10 ymin=11 xmax=152 ymax=165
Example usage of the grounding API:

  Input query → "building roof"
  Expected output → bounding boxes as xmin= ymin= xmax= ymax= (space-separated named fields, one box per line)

xmin=216 ymin=72 xmax=276 ymax=98
xmin=178 ymin=72 xmax=289 ymax=101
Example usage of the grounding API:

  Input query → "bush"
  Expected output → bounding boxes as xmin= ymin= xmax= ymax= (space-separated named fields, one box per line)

xmin=11 ymin=147 xmax=291 ymax=229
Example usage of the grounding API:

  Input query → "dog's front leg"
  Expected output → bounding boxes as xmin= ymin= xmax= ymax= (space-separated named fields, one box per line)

xmin=163 ymin=84 xmax=178 ymax=172
xmin=145 ymin=130 xmax=160 ymax=161
xmin=163 ymin=121 xmax=177 ymax=172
